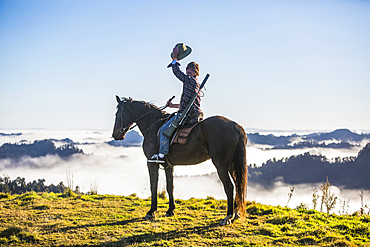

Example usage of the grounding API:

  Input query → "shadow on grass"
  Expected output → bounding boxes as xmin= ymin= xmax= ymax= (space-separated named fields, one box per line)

xmin=46 ymin=217 xmax=144 ymax=233
xmin=45 ymin=217 xmax=221 ymax=246
xmin=104 ymin=220 xmax=221 ymax=246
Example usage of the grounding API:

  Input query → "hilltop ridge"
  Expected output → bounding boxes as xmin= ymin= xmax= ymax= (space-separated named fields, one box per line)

xmin=0 ymin=193 xmax=369 ymax=246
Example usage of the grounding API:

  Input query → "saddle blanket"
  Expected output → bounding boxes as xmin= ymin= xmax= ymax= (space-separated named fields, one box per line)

xmin=170 ymin=124 xmax=198 ymax=145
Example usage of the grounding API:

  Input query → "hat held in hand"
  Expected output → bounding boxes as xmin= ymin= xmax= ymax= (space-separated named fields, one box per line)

xmin=170 ymin=43 xmax=192 ymax=61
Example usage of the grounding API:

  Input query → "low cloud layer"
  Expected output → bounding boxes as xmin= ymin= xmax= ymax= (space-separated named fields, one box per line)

xmin=1 ymin=129 xmax=369 ymax=214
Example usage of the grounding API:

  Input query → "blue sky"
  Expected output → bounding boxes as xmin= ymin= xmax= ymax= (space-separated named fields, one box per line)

xmin=1 ymin=0 xmax=369 ymax=131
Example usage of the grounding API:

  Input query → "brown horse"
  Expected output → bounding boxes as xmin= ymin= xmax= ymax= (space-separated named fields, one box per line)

xmin=112 ymin=96 xmax=248 ymax=225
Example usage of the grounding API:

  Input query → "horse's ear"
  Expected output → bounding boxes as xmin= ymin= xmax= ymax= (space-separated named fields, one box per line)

xmin=116 ymin=95 xmax=121 ymax=103
xmin=123 ymin=97 xmax=133 ymax=102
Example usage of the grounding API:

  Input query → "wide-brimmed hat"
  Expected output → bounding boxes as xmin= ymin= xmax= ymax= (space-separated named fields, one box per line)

xmin=170 ymin=43 xmax=192 ymax=61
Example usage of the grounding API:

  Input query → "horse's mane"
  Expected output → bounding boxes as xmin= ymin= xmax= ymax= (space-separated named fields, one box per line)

xmin=124 ymin=97 xmax=168 ymax=115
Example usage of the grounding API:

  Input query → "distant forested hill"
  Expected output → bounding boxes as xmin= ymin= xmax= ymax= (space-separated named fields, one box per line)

xmin=247 ymin=129 xmax=370 ymax=149
xmin=0 ymin=140 xmax=83 ymax=160
xmin=106 ymin=130 xmax=143 ymax=147
xmin=248 ymin=143 xmax=370 ymax=189
xmin=0 ymin=132 xmax=22 ymax=136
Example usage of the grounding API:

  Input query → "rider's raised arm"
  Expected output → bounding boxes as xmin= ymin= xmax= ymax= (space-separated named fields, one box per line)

xmin=172 ymin=63 xmax=190 ymax=84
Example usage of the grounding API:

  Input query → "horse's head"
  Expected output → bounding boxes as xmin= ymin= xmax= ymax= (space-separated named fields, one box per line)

xmin=112 ymin=96 xmax=134 ymax=140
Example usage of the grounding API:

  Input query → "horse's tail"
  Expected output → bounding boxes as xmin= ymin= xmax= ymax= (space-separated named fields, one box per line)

xmin=233 ymin=125 xmax=248 ymax=218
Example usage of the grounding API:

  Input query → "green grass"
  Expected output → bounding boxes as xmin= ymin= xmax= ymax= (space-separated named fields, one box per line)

xmin=0 ymin=192 xmax=369 ymax=246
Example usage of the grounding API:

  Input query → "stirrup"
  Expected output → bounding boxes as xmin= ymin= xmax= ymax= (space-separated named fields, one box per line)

xmin=147 ymin=154 xmax=165 ymax=164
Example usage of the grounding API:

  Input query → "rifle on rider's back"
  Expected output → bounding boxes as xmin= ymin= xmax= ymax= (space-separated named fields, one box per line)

xmin=163 ymin=74 xmax=210 ymax=138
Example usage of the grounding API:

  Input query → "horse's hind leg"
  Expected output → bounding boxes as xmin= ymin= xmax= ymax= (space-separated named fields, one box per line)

xmin=145 ymin=162 xmax=159 ymax=220
xmin=215 ymin=164 xmax=235 ymax=226
xmin=164 ymin=166 xmax=175 ymax=216
xmin=229 ymin=166 xmax=241 ymax=220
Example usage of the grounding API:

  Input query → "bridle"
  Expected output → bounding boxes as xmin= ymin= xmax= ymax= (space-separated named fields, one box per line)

xmin=117 ymin=103 xmax=133 ymax=135
xmin=117 ymin=100 xmax=169 ymax=136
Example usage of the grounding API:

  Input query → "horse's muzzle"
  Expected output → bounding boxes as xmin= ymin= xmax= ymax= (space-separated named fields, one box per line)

xmin=112 ymin=132 xmax=124 ymax=141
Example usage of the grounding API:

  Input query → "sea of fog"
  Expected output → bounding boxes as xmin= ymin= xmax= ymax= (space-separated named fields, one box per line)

xmin=1 ymin=129 xmax=369 ymax=214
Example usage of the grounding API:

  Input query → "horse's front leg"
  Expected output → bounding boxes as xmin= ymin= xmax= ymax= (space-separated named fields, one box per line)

xmin=145 ymin=162 xmax=159 ymax=220
xmin=164 ymin=165 xmax=175 ymax=216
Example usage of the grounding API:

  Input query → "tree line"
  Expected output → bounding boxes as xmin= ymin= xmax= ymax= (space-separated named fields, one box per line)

xmin=0 ymin=176 xmax=67 ymax=194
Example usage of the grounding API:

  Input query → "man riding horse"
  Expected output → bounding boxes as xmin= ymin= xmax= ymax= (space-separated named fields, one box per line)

xmin=112 ymin=43 xmax=248 ymax=225
xmin=148 ymin=43 xmax=201 ymax=164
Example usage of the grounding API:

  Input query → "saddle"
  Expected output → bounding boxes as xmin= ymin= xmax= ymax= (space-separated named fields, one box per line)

xmin=171 ymin=111 xmax=203 ymax=145
xmin=158 ymin=111 xmax=203 ymax=145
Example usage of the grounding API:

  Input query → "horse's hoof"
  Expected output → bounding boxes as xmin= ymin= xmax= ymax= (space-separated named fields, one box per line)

xmin=234 ymin=212 xmax=240 ymax=220
xmin=165 ymin=211 xmax=174 ymax=217
xmin=144 ymin=214 xmax=155 ymax=220
xmin=219 ymin=215 xmax=234 ymax=226
xmin=219 ymin=218 xmax=231 ymax=226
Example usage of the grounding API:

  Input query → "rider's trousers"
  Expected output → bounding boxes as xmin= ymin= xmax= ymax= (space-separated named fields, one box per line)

xmin=159 ymin=113 xmax=181 ymax=155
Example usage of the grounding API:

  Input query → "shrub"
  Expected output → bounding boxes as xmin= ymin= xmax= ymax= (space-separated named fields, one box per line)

xmin=62 ymin=188 xmax=76 ymax=198
xmin=320 ymin=177 xmax=337 ymax=214
xmin=295 ymin=203 xmax=309 ymax=212
xmin=0 ymin=192 xmax=11 ymax=199
xmin=158 ymin=190 xmax=167 ymax=199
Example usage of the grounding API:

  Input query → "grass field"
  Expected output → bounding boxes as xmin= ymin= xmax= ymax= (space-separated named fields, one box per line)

xmin=0 ymin=192 xmax=369 ymax=246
